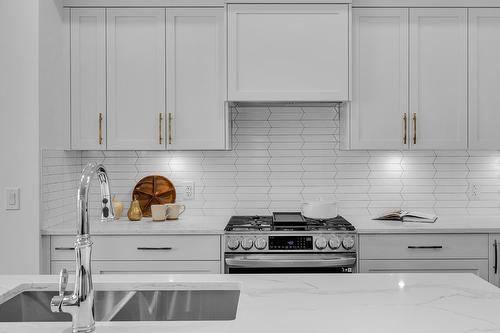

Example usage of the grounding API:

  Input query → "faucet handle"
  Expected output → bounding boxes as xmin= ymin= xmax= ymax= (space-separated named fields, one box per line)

xmin=58 ymin=268 xmax=68 ymax=297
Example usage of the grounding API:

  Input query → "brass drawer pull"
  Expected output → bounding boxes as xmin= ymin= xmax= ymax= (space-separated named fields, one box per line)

xmin=137 ymin=247 xmax=173 ymax=251
xmin=408 ymin=245 xmax=442 ymax=249
xmin=168 ymin=112 xmax=173 ymax=145
xmin=412 ymin=112 xmax=417 ymax=144
xmin=403 ymin=113 xmax=407 ymax=145
xmin=98 ymin=113 xmax=103 ymax=145
xmin=159 ymin=113 xmax=164 ymax=144
xmin=55 ymin=247 xmax=75 ymax=251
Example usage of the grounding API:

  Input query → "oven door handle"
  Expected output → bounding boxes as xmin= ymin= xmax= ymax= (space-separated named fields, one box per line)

xmin=225 ymin=256 xmax=356 ymax=268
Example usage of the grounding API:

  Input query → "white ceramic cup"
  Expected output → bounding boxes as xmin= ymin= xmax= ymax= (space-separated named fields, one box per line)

xmin=166 ymin=203 xmax=186 ymax=220
xmin=151 ymin=204 xmax=167 ymax=221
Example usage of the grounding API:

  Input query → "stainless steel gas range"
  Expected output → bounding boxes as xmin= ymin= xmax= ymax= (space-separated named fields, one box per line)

xmin=224 ymin=212 xmax=357 ymax=274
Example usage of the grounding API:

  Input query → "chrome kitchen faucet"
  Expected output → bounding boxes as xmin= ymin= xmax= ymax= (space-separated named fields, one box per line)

xmin=50 ymin=162 xmax=114 ymax=333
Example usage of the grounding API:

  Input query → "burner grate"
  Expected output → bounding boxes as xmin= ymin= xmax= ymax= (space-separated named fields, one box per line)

xmin=225 ymin=215 xmax=355 ymax=232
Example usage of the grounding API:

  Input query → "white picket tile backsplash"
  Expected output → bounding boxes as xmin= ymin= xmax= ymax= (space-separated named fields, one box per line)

xmin=41 ymin=105 xmax=500 ymax=227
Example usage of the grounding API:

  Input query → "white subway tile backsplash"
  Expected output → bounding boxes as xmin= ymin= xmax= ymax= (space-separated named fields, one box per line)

xmin=41 ymin=105 xmax=500 ymax=225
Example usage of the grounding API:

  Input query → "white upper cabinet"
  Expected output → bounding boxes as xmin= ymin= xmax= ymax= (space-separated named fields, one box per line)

xmin=469 ymin=9 xmax=500 ymax=150
xmin=166 ymin=8 xmax=227 ymax=150
xmin=409 ymin=8 xmax=467 ymax=150
xmin=70 ymin=8 xmax=106 ymax=150
xmin=227 ymin=4 xmax=349 ymax=101
xmin=351 ymin=8 xmax=408 ymax=150
xmin=106 ymin=8 xmax=166 ymax=150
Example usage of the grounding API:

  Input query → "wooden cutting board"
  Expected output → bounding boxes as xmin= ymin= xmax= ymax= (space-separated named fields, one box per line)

xmin=132 ymin=175 xmax=176 ymax=217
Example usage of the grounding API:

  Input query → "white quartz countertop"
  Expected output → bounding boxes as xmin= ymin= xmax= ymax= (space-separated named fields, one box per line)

xmin=41 ymin=215 xmax=500 ymax=236
xmin=1 ymin=273 xmax=500 ymax=332
xmin=347 ymin=215 xmax=500 ymax=234
xmin=41 ymin=216 xmax=230 ymax=235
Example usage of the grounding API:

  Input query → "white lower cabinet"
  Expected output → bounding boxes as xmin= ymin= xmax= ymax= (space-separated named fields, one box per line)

xmin=359 ymin=234 xmax=490 ymax=280
xmin=360 ymin=259 xmax=489 ymax=280
xmin=48 ymin=235 xmax=222 ymax=275
xmin=51 ymin=260 xmax=220 ymax=275
xmin=489 ymin=234 xmax=500 ymax=287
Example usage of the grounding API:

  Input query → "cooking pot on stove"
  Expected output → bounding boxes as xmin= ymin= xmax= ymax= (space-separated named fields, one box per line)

xmin=301 ymin=200 xmax=338 ymax=219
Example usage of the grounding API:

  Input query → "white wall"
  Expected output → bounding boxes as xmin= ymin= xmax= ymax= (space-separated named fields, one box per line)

xmin=0 ymin=0 xmax=40 ymax=273
xmin=39 ymin=0 xmax=70 ymax=150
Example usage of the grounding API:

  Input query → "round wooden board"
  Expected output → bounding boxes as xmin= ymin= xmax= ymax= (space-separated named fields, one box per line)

xmin=132 ymin=175 xmax=176 ymax=217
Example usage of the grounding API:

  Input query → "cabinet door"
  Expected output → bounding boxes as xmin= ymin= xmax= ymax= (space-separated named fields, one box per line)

xmin=107 ymin=8 xmax=165 ymax=150
xmin=166 ymin=8 xmax=227 ymax=150
xmin=51 ymin=260 xmax=221 ymax=274
xmin=469 ymin=9 xmax=500 ymax=150
xmin=409 ymin=9 xmax=467 ymax=150
xmin=70 ymin=8 xmax=106 ymax=150
xmin=227 ymin=4 xmax=349 ymax=101
xmin=351 ymin=8 xmax=408 ymax=150
xmin=489 ymin=235 xmax=500 ymax=287
xmin=359 ymin=259 xmax=489 ymax=280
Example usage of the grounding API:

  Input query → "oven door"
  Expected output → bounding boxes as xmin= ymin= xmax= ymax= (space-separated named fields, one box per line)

xmin=224 ymin=253 xmax=356 ymax=274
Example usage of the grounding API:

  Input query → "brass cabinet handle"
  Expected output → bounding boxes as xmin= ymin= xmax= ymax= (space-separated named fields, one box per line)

xmin=159 ymin=113 xmax=164 ymax=144
xmin=403 ymin=113 xmax=407 ymax=145
xmin=168 ymin=112 xmax=173 ymax=145
xmin=494 ymin=240 xmax=498 ymax=275
xmin=412 ymin=112 xmax=417 ymax=145
xmin=98 ymin=113 xmax=103 ymax=145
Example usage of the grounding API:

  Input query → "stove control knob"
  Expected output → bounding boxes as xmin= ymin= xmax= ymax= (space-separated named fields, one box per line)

xmin=329 ymin=236 xmax=341 ymax=250
xmin=315 ymin=237 xmax=327 ymax=250
xmin=342 ymin=236 xmax=355 ymax=250
xmin=241 ymin=238 xmax=254 ymax=250
xmin=254 ymin=238 xmax=267 ymax=250
xmin=227 ymin=238 xmax=240 ymax=250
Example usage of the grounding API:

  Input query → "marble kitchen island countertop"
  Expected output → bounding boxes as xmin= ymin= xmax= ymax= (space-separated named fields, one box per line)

xmin=1 ymin=273 xmax=500 ymax=333
xmin=41 ymin=215 xmax=230 ymax=235
xmin=347 ymin=215 xmax=500 ymax=234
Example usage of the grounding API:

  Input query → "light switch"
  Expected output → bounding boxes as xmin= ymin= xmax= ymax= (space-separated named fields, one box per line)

xmin=5 ymin=188 xmax=20 ymax=210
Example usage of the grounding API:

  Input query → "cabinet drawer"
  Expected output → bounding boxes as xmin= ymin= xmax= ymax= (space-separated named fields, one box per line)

xmin=51 ymin=260 xmax=220 ymax=275
xmin=51 ymin=235 xmax=221 ymax=261
xmin=359 ymin=234 xmax=488 ymax=260
xmin=359 ymin=259 xmax=488 ymax=280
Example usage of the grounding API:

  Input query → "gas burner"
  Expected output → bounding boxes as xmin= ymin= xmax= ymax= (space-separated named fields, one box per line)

xmin=225 ymin=216 xmax=273 ymax=232
xmin=305 ymin=216 xmax=356 ymax=231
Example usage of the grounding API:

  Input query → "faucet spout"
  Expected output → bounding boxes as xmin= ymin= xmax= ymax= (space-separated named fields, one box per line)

xmin=77 ymin=162 xmax=114 ymax=236
xmin=51 ymin=162 xmax=114 ymax=333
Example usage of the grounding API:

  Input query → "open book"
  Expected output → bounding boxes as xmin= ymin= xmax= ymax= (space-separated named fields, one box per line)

xmin=373 ymin=209 xmax=438 ymax=223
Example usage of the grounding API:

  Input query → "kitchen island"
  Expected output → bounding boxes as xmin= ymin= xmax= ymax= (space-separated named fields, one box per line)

xmin=1 ymin=273 xmax=499 ymax=333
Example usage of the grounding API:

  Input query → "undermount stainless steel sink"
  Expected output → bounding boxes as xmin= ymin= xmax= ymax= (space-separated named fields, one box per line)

xmin=0 ymin=289 xmax=240 ymax=322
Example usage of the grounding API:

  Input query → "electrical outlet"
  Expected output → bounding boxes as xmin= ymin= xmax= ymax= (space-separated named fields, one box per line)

xmin=469 ymin=183 xmax=481 ymax=201
xmin=183 ymin=181 xmax=195 ymax=201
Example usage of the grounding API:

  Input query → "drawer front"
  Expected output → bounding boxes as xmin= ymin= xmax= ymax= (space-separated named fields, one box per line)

xmin=359 ymin=259 xmax=489 ymax=280
xmin=359 ymin=234 xmax=488 ymax=260
xmin=51 ymin=235 xmax=221 ymax=261
xmin=51 ymin=260 xmax=221 ymax=275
